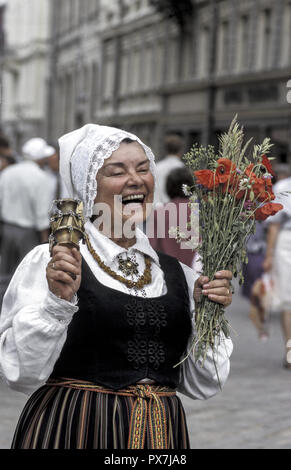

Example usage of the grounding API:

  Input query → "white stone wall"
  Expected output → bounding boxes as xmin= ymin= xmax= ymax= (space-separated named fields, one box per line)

xmin=2 ymin=0 xmax=50 ymax=146
xmin=4 ymin=0 xmax=49 ymax=47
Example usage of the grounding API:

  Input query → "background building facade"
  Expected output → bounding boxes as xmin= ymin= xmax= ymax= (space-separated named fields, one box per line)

xmin=47 ymin=0 xmax=101 ymax=145
xmin=0 ymin=1 xmax=6 ymax=128
xmin=1 ymin=0 xmax=51 ymax=149
xmin=1 ymin=0 xmax=291 ymax=162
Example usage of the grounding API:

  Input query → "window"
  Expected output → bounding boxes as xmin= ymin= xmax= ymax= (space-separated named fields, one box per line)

xmin=132 ymin=47 xmax=141 ymax=92
xmin=120 ymin=51 xmax=129 ymax=96
xmin=167 ymin=36 xmax=178 ymax=84
xmin=69 ymin=0 xmax=80 ymax=29
xmin=263 ymin=9 xmax=272 ymax=68
xmin=11 ymin=71 xmax=20 ymax=118
xmin=219 ymin=20 xmax=230 ymax=73
xmin=198 ymin=25 xmax=210 ymax=77
xmin=144 ymin=44 xmax=153 ymax=90
xmin=152 ymin=40 xmax=164 ymax=87
xmin=181 ymin=31 xmax=193 ymax=81
xmin=127 ymin=49 xmax=134 ymax=92
xmin=57 ymin=76 xmax=66 ymax=134
xmin=90 ymin=63 xmax=98 ymax=118
xmin=239 ymin=15 xmax=249 ymax=70
xmin=56 ymin=0 xmax=64 ymax=35
xmin=103 ymin=58 xmax=114 ymax=100
xmin=221 ymin=21 xmax=230 ymax=70
xmin=65 ymin=73 xmax=73 ymax=131
xmin=79 ymin=0 xmax=85 ymax=24
xmin=63 ymin=0 xmax=71 ymax=33
xmin=85 ymin=0 xmax=99 ymax=20
xmin=281 ymin=2 xmax=291 ymax=67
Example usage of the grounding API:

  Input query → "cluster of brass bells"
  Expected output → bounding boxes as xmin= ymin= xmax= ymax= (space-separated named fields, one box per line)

xmin=49 ymin=198 xmax=152 ymax=290
xmin=49 ymin=198 xmax=86 ymax=255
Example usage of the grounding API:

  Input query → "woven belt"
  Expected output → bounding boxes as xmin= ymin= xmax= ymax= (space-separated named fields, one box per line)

xmin=47 ymin=378 xmax=176 ymax=449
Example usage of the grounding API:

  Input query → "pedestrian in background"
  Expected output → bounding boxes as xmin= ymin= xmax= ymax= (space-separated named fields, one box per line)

xmin=0 ymin=134 xmax=16 ymax=172
xmin=242 ymin=221 xmax=271 ymax=341
xmin=272 ymin=163 xmax=290 ymax=184
xmin=154 ymin=133 xmax=186 ymax=205
xmin=45 ymin=144 xmax=69 ymax=202
xmin=149 ymin=166 xmax=196 ymax=267
xmin=263 ymin=171 xmax=291 ymax=368
xmin=242 ymin=221 xmax=266 ymax=300
xmin=0 ymin=137 xmax=53 ymax=306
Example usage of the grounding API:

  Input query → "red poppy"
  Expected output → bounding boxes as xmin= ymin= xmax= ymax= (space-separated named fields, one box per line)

xmin=245 ymin=163 xmax=254 ymax=172
xmin=194 ymin=170 xmax=219 ymax=189
xmin=252 ymin=177 xmax=275 ymax=202
xmin=261 ymin=155 xmax=275 ymax=176
xmin=255 ymin=202 xmax=283 ymax=221
xmin=244 ymin=164 xmax=260 ymax=191
xmin=221 ymin=178 xmax=248 ymax=200
xmin=216 ymin=158 xmax=237 ymax=184
xmin=244 ymin=163 xmax=275 ymax=202
xmin=235 ymin=188 xmax=249 ymax=200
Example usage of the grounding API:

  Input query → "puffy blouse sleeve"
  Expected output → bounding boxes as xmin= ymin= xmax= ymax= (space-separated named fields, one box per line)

xmin=177 ymin=262 xmax=233 ymax=400
xmin=0 ymin=245 xmax=79 ymax=395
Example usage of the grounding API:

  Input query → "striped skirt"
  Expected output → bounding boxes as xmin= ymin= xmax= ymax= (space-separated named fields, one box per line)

xmin=11 ymin=379 xmax=190 ymax=449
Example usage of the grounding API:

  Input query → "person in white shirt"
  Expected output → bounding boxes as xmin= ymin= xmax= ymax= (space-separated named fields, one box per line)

xmin=0 ymin=138 xmax=54 ymax=305
xmin=154 ymin=133 xmax=186 ymax=205
xmin=0 ymin=124 xmax=233 ymax=449
xmin=263 ymin=174 xmax=291 ymax=367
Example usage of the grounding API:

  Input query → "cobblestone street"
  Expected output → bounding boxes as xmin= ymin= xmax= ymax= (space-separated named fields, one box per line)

xmin=1 ymin=284 xmax=291 ymax=449
xmin=183 ymin=286 xmax=291 ymax=449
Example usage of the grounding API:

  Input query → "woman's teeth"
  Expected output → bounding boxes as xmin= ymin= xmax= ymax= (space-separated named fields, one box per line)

xmin=122 ymin=195 xmax=145 ymax=204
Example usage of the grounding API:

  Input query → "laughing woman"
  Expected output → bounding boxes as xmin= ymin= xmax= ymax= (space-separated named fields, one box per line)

xmin=0 ymin=124 xmax=233 ymax=449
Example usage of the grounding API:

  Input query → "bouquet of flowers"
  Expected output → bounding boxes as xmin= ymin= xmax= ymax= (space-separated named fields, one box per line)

xmin=181 ymin=116 xmax=283 ymax=366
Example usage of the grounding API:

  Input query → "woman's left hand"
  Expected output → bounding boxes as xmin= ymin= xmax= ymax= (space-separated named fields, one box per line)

xmin=194 ymin=270 xmax=233 ymax=307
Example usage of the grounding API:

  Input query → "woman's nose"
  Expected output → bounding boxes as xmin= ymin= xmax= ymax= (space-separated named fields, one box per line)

xmin=127 ymin=171 xmax=144 ymax=186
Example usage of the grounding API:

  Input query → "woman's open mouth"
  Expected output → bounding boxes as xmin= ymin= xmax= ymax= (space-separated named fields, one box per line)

xmin=122 ymin=194 xmax=145 ymax=206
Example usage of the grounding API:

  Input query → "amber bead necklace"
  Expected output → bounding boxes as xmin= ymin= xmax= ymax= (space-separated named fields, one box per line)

xmin=85 ymin=233 xmax=152 ymax=290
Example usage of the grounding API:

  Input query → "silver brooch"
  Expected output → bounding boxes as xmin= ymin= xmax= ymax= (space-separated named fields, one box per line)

xmin=118 ymin=256 xmax=139 ymax=277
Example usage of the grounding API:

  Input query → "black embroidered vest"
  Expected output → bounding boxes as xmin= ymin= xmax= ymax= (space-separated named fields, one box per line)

xmin=50 ymin=252 xmax=193 ymax=390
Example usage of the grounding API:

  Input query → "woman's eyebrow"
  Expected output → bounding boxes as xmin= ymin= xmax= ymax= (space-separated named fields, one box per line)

xmin=103 ymin=162 xmax=125 ymax=169
xmin=103 ymin=160 xmax=149 ymax=169
xmin=137 ymin=159 xmax=149 ymax=166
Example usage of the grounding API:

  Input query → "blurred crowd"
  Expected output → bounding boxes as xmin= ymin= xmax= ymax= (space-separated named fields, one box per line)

xmin=242 ymin=163 xmax=291 ymax=368
xmin=0 ymin=132 xmax=68 ymax=306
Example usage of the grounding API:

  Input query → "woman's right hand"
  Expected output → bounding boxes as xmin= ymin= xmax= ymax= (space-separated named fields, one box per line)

xmin=46 ymin=245 xmax=82 ymax=302
xmin=263 ymin=254 xmax=273 ymax=272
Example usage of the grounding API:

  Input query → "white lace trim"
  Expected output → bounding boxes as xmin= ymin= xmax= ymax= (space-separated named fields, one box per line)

xmin=71 ymin=128 xmax=156 ymax=219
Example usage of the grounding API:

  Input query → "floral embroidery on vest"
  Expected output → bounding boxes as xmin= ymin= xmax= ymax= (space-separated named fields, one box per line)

xmin=125 ymin=299 xmax=167 ymax=370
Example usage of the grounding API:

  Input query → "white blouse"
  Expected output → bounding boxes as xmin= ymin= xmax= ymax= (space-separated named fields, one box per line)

xmin=0 ymin=221 xmax=233 ymax=399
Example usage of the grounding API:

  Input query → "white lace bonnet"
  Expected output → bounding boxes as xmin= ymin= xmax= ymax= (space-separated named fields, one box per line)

xmin=59 ymin=124 xmax=156 ymax=219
